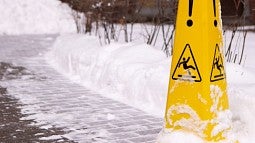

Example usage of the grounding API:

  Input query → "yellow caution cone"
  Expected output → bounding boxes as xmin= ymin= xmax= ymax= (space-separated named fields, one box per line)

xmin=158 ymin=0 xmax=237 ymax=142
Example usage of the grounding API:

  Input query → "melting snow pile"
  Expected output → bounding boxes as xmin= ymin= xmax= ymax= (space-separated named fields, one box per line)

xmin=0 ymin=0 xmax=76 ymax=35
xmin=47 ymin=33 xmax=255 ymax=142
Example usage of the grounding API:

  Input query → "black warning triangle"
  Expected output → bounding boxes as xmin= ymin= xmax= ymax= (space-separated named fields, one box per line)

xmin=210 ymin=44 xmax=226 ymax=82
xmin=172 ymin=44 xmax=202 ymax=82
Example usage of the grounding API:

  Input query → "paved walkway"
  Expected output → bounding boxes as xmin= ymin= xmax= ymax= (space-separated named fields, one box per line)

xmin=0 ymin=35 xmax=162 ymax=143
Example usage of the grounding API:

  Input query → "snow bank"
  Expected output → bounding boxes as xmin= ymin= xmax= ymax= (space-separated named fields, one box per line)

xmin=0 ymin=0 xmax=76 ymax=35
xmin=47 ymin=34 xmax=170 ymax=116
xmin=47 ymin=34 xmax=255 ymax=142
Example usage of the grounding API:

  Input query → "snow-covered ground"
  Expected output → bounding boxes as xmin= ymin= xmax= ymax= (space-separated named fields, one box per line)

xmin=46 ymin=31 xmax=255 ymax=142
xmin=0 ymin=0 xmax=76 ymax=35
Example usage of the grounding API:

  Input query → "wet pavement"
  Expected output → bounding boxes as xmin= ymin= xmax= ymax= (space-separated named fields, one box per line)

xmin=0 ymin=63 xmax=75 ymax=142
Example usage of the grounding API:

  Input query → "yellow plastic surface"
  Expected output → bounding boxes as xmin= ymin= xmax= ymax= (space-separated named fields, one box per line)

xmin=164 ymin=0 xmax=231 ymax=141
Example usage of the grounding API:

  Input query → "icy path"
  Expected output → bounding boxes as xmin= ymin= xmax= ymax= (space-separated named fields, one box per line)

xmin=0 ymin=35 xmax=162 ymax=143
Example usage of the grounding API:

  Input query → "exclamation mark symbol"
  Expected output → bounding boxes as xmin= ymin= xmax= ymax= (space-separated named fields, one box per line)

xmin=187 ymin=0 xmax=193 ymax=27
xmin=213 ymin=0 xmax=218 ymax=27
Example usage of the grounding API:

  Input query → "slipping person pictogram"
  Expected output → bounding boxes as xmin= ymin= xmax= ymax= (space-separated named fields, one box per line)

xmin=210 ymin=44 xmax=226 ymax=82
xmin=213 ymin=57 xmax=223 ymax=75
xmin=178 ymin=57 xmax=196 ymax=75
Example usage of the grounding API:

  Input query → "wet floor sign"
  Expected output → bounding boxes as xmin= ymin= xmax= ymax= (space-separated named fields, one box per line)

xmin=161 ymin=0 xmax=237 ymax=142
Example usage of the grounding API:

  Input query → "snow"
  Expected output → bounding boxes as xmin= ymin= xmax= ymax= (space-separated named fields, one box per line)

xmin=40 ymin=135 xmax=63 ymax=140
xmin=47 ymin=31 xmax=255 ymax=142
xmin=0 ymin=0 xmax=76 ymax=35
xmin=211 ymin=110 xmax=233 ymax=138
xmin=107 ymin=113 xmax=116 ymax=120
xmin=156 ymin=130 xmax=204 ymax=143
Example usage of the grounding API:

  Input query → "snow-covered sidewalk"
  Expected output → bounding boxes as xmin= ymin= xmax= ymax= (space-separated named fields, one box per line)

xmin=0 ymin=35 xmax=162 ymax=143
